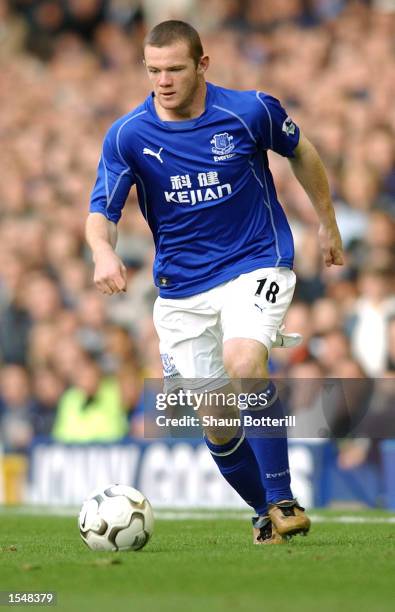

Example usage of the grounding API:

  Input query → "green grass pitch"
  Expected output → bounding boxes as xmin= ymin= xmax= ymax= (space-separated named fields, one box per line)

xmin=0 ymin=510 xmax=394 ymax=612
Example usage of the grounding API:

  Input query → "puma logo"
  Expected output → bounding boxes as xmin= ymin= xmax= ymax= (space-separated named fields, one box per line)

xmin=143 ymin=146 xmax=164 ymax=163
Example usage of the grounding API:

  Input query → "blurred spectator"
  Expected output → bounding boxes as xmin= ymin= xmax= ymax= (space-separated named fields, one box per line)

xmin=293 ymin=232 xmax=325 ymax=303
xmin=0 ymin=365 xmax=34 ymax=452
xmin=31 ymin=367 xmax=65 ymax=436
xmin=141 ymin=0 xmax=198 ymax=28
xmin=76 ymin=288 xmax=107 ymax=357
xmin=52 ymin=352 xmax=129 ymax=442
xmin=27 ymin=321 xmax=59 ymax=369
xmin=50 ymin=336 xmax=87 ymax=384
xmin=22 ymin=272 xmax=63 ymax=324
xmin=351 ymin=265 xmax=395 ymax=376
xmin=311 ymin=298 xmax=341 ymax=336
xmin=314 ymin=329 xmax=351 ymax=373
xmin=0 ymin=286 xmax=31 ymax=365
xmin=101 ymin=324 xmax=139 ymax=373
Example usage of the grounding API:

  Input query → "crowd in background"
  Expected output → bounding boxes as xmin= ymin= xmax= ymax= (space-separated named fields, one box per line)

xmin=0 ymin=0 xmax=394 ymax=458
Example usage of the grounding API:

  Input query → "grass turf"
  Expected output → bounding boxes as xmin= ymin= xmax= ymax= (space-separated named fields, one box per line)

xmin=0 ymin=511 xmax=394 ymax=612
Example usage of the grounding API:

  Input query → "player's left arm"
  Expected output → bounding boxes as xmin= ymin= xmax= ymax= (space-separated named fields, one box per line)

xmin=289 ymin=132 xmax=344 ymax=267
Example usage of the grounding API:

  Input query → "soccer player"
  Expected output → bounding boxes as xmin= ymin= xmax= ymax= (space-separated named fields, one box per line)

xmin=86 ymin=20 xmax=344 ymax=544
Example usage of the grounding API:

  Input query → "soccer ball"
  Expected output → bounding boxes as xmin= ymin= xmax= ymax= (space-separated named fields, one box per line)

xmin=78 ymin=484 xmax=154 ymax=552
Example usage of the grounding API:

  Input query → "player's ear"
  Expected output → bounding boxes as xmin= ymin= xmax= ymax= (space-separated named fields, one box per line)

xmin=197 ymin=55 xmax=209 ymax=74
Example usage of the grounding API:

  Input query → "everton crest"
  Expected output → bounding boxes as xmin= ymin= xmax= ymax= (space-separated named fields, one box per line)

xmin=160 ymin=353 xmax=178 ymax=377
xmin=210 ymin=132 xmax=235 ymax=155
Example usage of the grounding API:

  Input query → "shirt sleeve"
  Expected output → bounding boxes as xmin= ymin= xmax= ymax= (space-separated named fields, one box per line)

xmin=255 ymin=92 xmax=300 ymax=158
xmin=89 ymin=121 xmax=135 ymax=223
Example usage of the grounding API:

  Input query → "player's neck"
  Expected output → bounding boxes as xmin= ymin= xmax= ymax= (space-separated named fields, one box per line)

xmin=154 ymin=80 xmax=207 ymax=122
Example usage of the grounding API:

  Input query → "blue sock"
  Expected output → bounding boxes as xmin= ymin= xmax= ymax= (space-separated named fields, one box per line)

xmin=204 ymin=428 xmax=268 ymax=515
xmin=244 ymin=382 xmax=293 ymax=505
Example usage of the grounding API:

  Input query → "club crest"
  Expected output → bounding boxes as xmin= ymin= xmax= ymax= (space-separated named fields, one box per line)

xmin=210 ymin=132 xmax=234 ymax=155
xmin=160 ymin=353 xmax=178 ymax=377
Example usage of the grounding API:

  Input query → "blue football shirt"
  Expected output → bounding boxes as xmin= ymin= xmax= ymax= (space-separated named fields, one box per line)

xmin=90 ymin=82 xmax=300 ymax=297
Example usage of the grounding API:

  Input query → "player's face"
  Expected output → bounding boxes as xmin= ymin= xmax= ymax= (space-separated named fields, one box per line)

xmin=144 ymin=42 xmax=207 ymax=114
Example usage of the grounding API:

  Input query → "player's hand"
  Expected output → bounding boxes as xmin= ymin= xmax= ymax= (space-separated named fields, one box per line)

xmin=318 ymin=223 xmax=344 ymax=267
xmin=93 ymin=247 xmax=127 ymax=295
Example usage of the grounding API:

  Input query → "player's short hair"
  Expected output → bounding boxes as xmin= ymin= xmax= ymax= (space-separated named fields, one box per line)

xmin=144 ymin=20 xmax=204 ymax=66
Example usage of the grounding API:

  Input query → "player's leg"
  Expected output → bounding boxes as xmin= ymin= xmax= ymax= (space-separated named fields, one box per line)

xmin=223 ymin=337 xmax=293 ymax=502
xmin=223 ymin=337 xmax=310 ymax=537
xmin=198 ymin=379 xmax=285 ymax=544
xmin=221 ymin=267 xmax=311 ymax=537
xmin=153 ymin=293 xmax=282 ymax=543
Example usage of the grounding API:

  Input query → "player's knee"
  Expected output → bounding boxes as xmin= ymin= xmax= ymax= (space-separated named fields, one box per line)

xmin=224 ymin=355 xmax=266 ymax=380
xmin=223 ymin=339 xmax=268 ymax=382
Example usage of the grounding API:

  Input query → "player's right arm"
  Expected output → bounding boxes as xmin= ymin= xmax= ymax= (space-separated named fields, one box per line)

xmin=86 ymin=213 xmax=127 ymax=295
xmin=86 ymin=118 xmax=136 ymax=295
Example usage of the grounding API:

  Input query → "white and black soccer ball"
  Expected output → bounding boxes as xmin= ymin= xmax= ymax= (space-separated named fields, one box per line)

xmin=78 ymin=484 xmax=154 ymax=552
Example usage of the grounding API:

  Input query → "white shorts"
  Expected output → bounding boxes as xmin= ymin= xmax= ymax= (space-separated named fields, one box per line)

xmin=153 ymin=267 xmax=296 ymax=388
